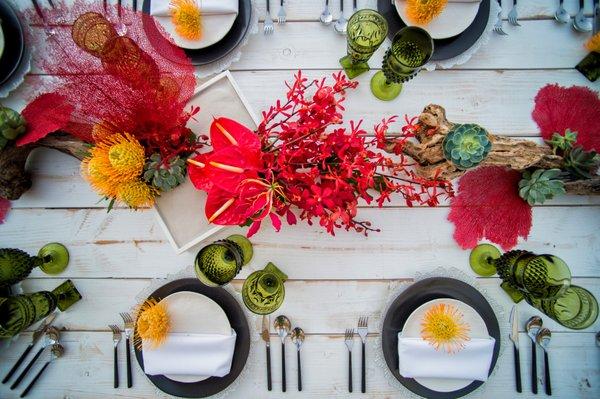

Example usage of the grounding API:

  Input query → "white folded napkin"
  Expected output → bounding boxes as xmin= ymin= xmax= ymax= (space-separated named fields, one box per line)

xmin=397 ymin=335 xmax=495 ymax=381
xmin=150 ymin=0 xmax=239 ymax=49
xmin=150 ymin=0 xmax=238 ymax=17
xmin=143 ymin=330 xmax=237 ymax=377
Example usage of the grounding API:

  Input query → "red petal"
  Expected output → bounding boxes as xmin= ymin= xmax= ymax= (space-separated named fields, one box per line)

xmin=205 ymin=186 xmax=249 ymax=226
xmin=188 ymin=152 xmax=213 ymax=191
xmin=17 ymin=93 xmax=75 ymax=146
xmin=210 ymin=117 xmax=261 ymax=152
xmin=0 ymin=198 xmax=10 ymax=224
xmin=269 ymin=213 xmax=282 ymax=232
xmin=247 ymin=220 xmax=262 ymax=238
xmin=532 ymin=84 xmax=600 ymax=152
xmin=447 ymin=166 xmax=532 ymax=251
xmin=286 ymin=209 xmax=297 ymax=225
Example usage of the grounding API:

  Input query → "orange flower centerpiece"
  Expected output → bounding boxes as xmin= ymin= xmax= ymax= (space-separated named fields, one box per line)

xmin=134 ymin=298 xmax=171 ymax=349
xmin=421 ymin=303 xmax=470 ymax=353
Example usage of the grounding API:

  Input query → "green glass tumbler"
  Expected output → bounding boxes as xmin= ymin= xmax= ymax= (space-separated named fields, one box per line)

xmin=194 ymin=234 xmax=254 ymax=287
xmin=469 ymin=244 xmax=572 ymax=302
xmin=371 ymin=26 xmax=433 ymax=101
xmin=0 ymin=243 xmax=70 ymax=288
xmin=526 ymin=285 xmax=599 ymax=330
xmin=242 ymin=262 xmax=288 ymax=315
xmin=0 ymin=279 xmax=82 ymax=338
xmin=340 ymin=9 xmax=388 ymax=79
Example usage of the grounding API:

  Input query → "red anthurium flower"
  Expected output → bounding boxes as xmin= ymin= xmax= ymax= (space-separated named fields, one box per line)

xmin=204 ymin=185 xmax=250 ymax=225
xmin=187 ymin=152 xmax=213 ymax=191
xmin=210 ymin=117 xmax=261 ymax=152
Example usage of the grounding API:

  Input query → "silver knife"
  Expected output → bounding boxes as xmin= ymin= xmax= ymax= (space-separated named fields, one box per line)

xmin=261 ymin=315 xmax=272 ymax=391
xmin=509 ymin=305 xmax=522 ymax=393
xmin=2 ymin=312 xmax=57 ymax=384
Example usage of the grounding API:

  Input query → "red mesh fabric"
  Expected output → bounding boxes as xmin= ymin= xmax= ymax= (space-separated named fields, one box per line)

xmin=447 ymin=166 xmax=532 ymax=251
xmin=532 ymin=84 xmax=600 ymax=152
xmin=0 ymin=198 xmax=10 ymax=224
xmin=19 ymin=1 xmax=197 ymax=159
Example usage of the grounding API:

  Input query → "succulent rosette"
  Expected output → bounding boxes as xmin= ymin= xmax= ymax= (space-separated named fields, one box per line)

xmin=443 ymin=123 xmax=492 ymax=170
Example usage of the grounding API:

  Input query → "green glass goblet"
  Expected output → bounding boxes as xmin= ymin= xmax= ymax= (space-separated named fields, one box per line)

xmin=0 ymin=243 xmax=70 ymax=288
xmin=526 ymin=285 xmax=598 ymax=330
xmin=469 ymin=244 xmax=572 ymax=302
xmin=0 ymin=279 xmax=82 ymax=338
xmin=194 ymin=234 xmax=254 ymax=287
xmin=242 ymin=262 xmax=288 ymax=315
xmin=370 ymin=26 xmax=433 ymax=101
xmin=339 ymin=9 xmax=388 ymax=79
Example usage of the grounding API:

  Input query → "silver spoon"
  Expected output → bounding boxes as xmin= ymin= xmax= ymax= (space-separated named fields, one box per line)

xmin=274 ymin=315 xmax=291 ymax=392
xmin=536 ymin=328 xmax=552 ymax=396
xmin=574 ymin=0 xmax=592 ymax=32
xmin=320 ymin=0 xmax=333 ymax=25
xmin=290 ymin=327 xmax=305 ymax=392
xmin=334 ymin=0 xmax=347 ymax=35
xmin=20 ymin=344 xmax=64 ymax=398
xmin=555 ymin=0 xmax=570 ymax=23
xmin=526 ymin=316 xmax=543 ymax=395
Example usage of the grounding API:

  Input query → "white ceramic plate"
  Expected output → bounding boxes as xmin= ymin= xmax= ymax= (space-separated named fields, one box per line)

xmin=400 ymin=298 xmax=488 ymax=392
xmin=395 ymin=0 xmax=481 ymax=39
xmin=155 ymin=291 xmax=231 ymax=383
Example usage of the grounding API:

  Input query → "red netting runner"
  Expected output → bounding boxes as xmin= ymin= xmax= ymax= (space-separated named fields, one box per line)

xmin=19 ymin=0 xmax=197 ymax=159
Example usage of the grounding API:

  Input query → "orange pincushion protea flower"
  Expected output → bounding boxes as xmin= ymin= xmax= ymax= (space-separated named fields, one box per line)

xmin=586 ymin=32 xmax=600 ymax=53
xmin=406 ymin=0 xmax=448 ymax=24
xmin=134 ymin=298 xmax=171 ymax=350
xmin=421 ymin=303 xmax=470 ymax=353
xmin=170 ymin=0 xmax=203 ymax=40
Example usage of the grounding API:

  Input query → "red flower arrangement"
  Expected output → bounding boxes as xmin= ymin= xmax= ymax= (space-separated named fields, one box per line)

xmin=188 ymin=72 xmax=453 ymax=237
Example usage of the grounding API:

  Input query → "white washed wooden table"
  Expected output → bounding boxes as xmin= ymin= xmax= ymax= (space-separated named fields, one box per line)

xmin=1 ymin=0 xmax=599 ymax=398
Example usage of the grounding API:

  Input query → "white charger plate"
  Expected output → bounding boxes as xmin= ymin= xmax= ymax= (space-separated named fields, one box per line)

xmin=395 ymin=0 xmax=481 ymax=39
xmin=400 ymin=298 xmax=488 ymax=392
xmin=154 ymin=291 xmax=231 ymax=383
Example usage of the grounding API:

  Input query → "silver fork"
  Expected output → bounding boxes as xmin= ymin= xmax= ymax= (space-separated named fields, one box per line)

xmin=120 ymin=313 xmax=134 ymax=388
xmin=357 ymin=317 xmax=368 ymax=394
xmin=508 ymin=0 xmax=520 ymax=26
xmin=109 ymin=324 xmax=122 ymax=389
xmin=277 ymin=0 xmax=286 ymax=24
xmin=344 ymin=328 xmax=354 ymax=393
xmin=494 ymin=0 xmax=508 ymax=35
xmin=264 ymin=0 xmax=274 ymax=34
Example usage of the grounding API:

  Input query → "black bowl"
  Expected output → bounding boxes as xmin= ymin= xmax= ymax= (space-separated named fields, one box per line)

xmin=381 ymin=277 xmax=501 ymax=399
xmin=134 ymin=278 xmax=250 ymax=398
xmin=0 ymin=1 xmax=25 ymax=86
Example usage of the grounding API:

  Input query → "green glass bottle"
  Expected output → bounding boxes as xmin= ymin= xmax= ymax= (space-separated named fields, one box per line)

xmin=0 ymin=243 xmax=70 ymax=288
xmin=339 ymin=9 xmax=388 ymax=79
xmin=0 ymin=280 xmax=81 ymax=338
xmin=242 ymin=262 xmax=288 ymax=315
xmin=526 ymin=285 xmax=599 ymax=330
xmin=194 ymin=234 xmax=253 ymax=287
xmin=469 ymin=243 xmax=571 ymax=302
xmin=370 ymin=26 xmax=433 ymax=101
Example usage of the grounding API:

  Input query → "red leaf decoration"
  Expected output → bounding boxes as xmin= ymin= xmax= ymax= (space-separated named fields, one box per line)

xmin=0 ymin=198 xmax=10 ymax=224
xmin=16 ymin=93 xmax=74 ymax=146
xmin=448 ymin=166 xmax=532 ymax=251
xmin=532 ymin=84 xmax=600 ymax=151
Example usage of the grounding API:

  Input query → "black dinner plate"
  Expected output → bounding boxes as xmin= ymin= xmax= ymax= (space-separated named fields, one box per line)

xmin=0 ymin=0 xmax=25 ymax=86
xmin=142 ymin=0 xmax=252 ymax=66
xmin=377 ymin=0 xmax=490 ymax=62
xmin=134 ymin=278 xmax=250 ymax=398
xmin=381 ymin=277 xmax=501 ymax=399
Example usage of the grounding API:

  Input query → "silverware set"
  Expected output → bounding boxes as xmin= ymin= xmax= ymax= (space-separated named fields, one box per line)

xmin=494 ymin=0 xmax=519 ymax=35
xmin=344 ymin=316 xmax=369 ymax=393
xmin=263 ymin=0 xmax=286 ymax=35
xmin=269 ymin=315 xmax=304 ymax=392
xmin=555 ymin=0 xmax=595 ymax=32
xmin=2 ymin=315 xmax=64 ymax=398
xmin=109 ymin=312 xmax=134 ymax=389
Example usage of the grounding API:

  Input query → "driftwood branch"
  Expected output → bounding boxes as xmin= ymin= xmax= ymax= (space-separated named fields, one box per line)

xmin=396 ymin=104 xmax=598 ymax=195
xmin=0 ymin=133 xmax=88 ymax=200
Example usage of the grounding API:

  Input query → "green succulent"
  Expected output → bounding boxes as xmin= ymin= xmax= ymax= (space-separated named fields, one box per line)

xmin=0 ymin=106 xmax=27 ymax=150
xmin=563 ymin=146 xmax=599 ymax=179
xmin=143 ymin=153 xmax=187 ymax=192
xmin=518 ymin=169 xmax=566 ymax=206
xmin=443 ymin=123 xmax=492 ymax=169
xmin=545 ymin=129 xmax=578 ymax=154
